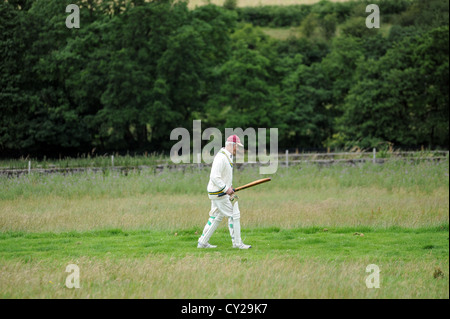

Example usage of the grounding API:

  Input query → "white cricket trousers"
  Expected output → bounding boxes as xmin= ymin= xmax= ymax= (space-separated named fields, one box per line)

xmin=198 ymin=196 xmax=242 ymax=246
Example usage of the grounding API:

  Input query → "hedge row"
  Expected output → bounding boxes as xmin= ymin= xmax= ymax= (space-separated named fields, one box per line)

xmin=234 ymin=0 xmax=413 ymax=27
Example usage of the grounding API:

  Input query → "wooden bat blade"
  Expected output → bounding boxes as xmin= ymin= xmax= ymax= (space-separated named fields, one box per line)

xmin=217 ymin=178 xmax=271 ymax=197
xmin=234 ymin=178 xmax=271 ymax=192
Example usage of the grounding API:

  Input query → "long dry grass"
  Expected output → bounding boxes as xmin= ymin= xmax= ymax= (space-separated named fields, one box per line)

xmin=0 ymin=187 xmax=448 ymax=232
xmin=1 ymin=256 xmax=447 ymax=298
xmin=1 ymin=161 xmax=448 ymax=232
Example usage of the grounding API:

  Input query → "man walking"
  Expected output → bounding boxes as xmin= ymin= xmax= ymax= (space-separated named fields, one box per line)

xmin=197 ymin=135 xmax=251 ymax=249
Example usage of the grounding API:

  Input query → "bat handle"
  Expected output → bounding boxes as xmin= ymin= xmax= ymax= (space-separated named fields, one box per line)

xmin=218 ymin=188 xmax=235 ymax=197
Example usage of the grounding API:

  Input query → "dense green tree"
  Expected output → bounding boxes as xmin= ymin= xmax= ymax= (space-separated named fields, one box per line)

xmin=275 ymin=36 xmax=330 ymax=66
xmin=300 ymin=13 xmax=319 ymax=38
xmin=98 ymin=2 xmax=189 ymax=151
xmin=337 ymin=26 xmax=449 ymax=149
xmin=280 ymin=56 xmax=333 ymax=148
xmin=399 ymin=0 xmax=449 ymax=30
xmin=0 ymin=2 xmax=39 ymax=152
xmin=321 ymin=13 xmax=338 ymax=40
xmin=0 ymin=0 xmax=448 ymax=157
xmin=412 ymin=26 xmax=449 ymax=147
xmin=320 ymin=36 xmax=364 ymax=109
xmin=340 ymin=17 xmax=378 ymax=38
xmin=205 ymin=39 xmax=284 ymax=136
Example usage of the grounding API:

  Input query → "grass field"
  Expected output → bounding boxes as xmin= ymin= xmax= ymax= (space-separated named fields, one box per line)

xmin=186 ymin=0 xmax=350 ymax=9
xmin=0 ymin=160 xmax=448 ymax=298
xmin=260 ymin=22 xmax=393 ymax=40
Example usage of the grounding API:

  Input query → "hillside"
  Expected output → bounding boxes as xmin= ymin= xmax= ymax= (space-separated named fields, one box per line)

xmin=186 ymin=0 xmax=350 ymax=8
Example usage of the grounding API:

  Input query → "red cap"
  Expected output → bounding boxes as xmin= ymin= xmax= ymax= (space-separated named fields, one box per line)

xmin=226 ymin=135 xmax=244 ymax=147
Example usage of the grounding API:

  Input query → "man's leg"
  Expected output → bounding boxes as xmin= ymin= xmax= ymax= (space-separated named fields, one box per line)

xmin=228 ymin=217 xmax=235 ymax=246
xmin=214 ymin=199 xmax=251 ymax=249
xmin=230 ymin=201 xmax=251 ymax=249
xmin=198 ymin=202 xmax=223 ymax=247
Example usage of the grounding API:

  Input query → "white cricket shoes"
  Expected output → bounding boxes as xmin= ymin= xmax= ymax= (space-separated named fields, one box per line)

xmin=197 ymin=242 xmax=217 ymax=248
xmin=233 ymin=243 xmax=252 ymax=249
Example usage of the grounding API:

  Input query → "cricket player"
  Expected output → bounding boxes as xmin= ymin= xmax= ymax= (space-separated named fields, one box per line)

xmin=197 ymin=135 xmax=252 ymax=249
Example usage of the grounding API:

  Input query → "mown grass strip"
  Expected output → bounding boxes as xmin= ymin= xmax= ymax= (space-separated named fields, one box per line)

xmin=1 ymin=226 xmax=448 ymax=262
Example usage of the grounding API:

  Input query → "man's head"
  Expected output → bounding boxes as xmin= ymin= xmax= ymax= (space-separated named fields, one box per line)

xmin=225 ymin=135 xmax=243 ymax=156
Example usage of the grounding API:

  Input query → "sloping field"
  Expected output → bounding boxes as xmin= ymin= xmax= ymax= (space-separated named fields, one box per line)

xmin=186 ymin=0 xmax=350 ymax=9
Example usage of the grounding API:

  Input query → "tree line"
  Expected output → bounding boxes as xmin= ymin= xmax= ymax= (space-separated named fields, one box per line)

xmin=0 ymin=0 xmax=448 ymax=158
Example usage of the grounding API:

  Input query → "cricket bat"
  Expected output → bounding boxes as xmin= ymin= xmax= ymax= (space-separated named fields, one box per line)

xmin=218 ymin=178 xmax=271 ymax=197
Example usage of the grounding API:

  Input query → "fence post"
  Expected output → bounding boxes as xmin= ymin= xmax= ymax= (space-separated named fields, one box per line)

xmin=28 ymin=160 xmax=31 ymax=174
xmin=111 ymin=155 xmax=114 ymax=168
xmin=197 ymin=153 xmax=201 ymax=169
xmin=285 ymin=150 xmax=289 ymax=168
xmin=373 ymin=148 xmax=376 ymax=164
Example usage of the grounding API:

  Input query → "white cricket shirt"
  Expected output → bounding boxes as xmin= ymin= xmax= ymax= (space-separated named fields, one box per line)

xmin=207 ymin=147 xmax=233 ymax=199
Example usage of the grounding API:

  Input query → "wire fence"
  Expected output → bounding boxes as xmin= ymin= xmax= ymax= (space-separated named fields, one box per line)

xmin=0 ymin=150 xmax=448 ymax=177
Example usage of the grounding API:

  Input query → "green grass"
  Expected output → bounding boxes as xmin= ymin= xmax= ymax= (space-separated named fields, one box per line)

xmin=0 ymin=159 xmax=448 ymax=298
xmin=0 ymin=226 xmax=448 ymax=298
xmin=261 ymin=21 xmax=395 ymax=41
xmin=261 ymin=26 xmax=300 ymax=40
xmin=1 ymin=226 xmax=448 ymax=260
